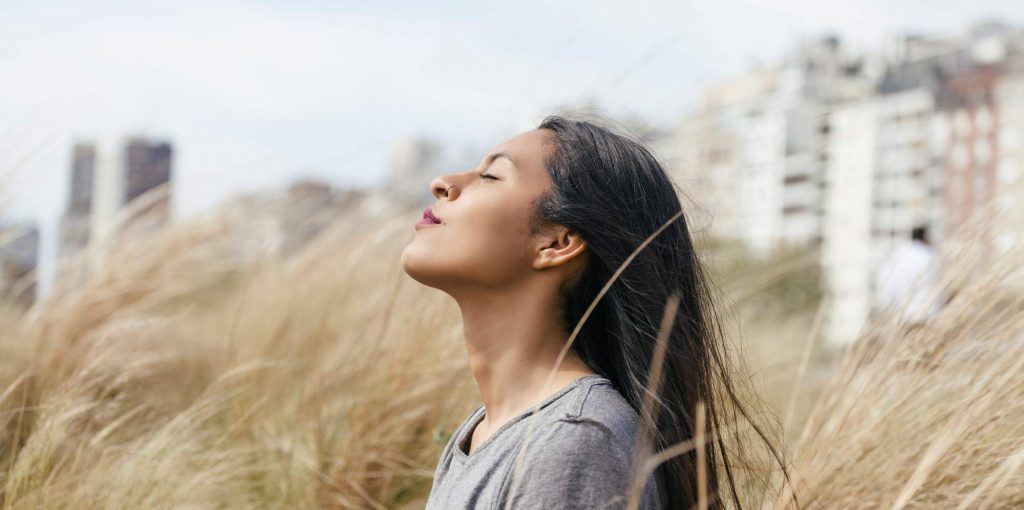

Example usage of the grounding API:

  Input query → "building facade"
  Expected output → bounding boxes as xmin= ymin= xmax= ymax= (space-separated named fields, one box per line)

xmin=56 ymin=136 xmax=175 ymax=285
xmin=0 ymin=223 xmax=40 ymax=307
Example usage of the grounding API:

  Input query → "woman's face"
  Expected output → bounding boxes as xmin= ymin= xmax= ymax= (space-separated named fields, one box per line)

xmin=401 ymin=128 xmax=558 ymax=293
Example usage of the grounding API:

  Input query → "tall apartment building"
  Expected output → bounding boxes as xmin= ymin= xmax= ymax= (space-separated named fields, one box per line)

xmin=670 ymin=69 xmax=772 ymax=238
xmin=0 ymin=223 xmax=40 ymax=307
xmin=56 ymin=137 xmax=174 ymax=282
xmin=121 ymin=138 xmax=173 ymax=235
xmin=822 ymin=88 xmax=946 ymax=345
xmin=937 ymin=26 xmax=1024 ymax=262
xmin=821 ymin=100 xmax=878 ymax=344
xmin=995 ymin=71 xmax=1024 ymax=253
xmin=667 ymin=24 xmax=1024 ymax=345
xmin=124 ymin=139 xmax=172 ymax=203
xmin=670 ymin=36 xmax=873 ymax=257
xmin=823 ymin=36 xmax=959 ymax=345
xmin=57 ymin=143 xmax=95 ymax=261
xmin=822 ymin=25 xmax=1024 ymax=345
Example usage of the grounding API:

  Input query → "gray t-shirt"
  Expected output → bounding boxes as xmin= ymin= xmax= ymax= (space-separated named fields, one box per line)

xmin=425 ymin=374 xmax=666 ymax=509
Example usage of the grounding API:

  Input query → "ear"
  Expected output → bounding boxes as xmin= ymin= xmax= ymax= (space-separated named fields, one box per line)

xmin=532 ymin=226 xmax=587 ymax=271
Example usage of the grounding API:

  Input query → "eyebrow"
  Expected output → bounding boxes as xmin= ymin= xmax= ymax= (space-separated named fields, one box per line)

xmin=482 ymin=151 xmax=516 ymax=170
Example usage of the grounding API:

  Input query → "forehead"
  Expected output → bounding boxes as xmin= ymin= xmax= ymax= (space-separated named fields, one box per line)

xmin=490 ymin=128 xmax=555 ymax=175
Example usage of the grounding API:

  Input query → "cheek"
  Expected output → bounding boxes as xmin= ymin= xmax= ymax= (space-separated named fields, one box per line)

xmin=460 ymin=219 xmax=528 ymax=268
xmin=403 ymin=199 xmax=534 ymax=287
xmin=453 ymin=204 xmax=533 ymax=283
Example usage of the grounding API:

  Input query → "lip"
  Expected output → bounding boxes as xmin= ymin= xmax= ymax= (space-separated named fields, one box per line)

xmin=415 ymin=207 xmax=442 ymax=229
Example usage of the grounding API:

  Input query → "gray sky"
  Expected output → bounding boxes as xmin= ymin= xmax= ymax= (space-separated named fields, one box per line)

xmin=2 ymin=0 xmax=1022 ymax=294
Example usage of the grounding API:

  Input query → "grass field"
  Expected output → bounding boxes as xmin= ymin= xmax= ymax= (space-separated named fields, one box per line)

xmin=1 ymin=194 xmax=1021 ymax=509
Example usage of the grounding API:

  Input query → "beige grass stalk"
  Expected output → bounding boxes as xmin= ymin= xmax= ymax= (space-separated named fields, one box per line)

xmin=1 ymin=198 xmax=477 ymax=508
xmin=772 ymin=196 xmax=1024 ymax=509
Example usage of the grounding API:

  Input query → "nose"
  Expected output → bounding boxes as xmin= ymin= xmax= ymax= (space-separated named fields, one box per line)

xmin=430 ymin=175 xmax=460 ymax=200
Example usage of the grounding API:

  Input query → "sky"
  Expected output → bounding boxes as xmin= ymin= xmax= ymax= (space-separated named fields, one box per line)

xmin=2 ymin=0 xmax=1023 ymax=295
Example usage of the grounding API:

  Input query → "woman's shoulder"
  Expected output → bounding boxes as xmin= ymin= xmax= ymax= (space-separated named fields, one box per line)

xmin=500 ymin=376 xmax=664 ymax=509
xmin=550 ymin=374 xmax=643 ymax=453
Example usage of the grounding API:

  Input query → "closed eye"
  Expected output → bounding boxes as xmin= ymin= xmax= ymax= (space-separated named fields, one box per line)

xmin=479 ymin=173 xmax=499 ymax=181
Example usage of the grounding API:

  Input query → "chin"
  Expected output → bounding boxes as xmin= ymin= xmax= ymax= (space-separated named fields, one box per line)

xmin=400 ymin=244 xmax=443 ymax=289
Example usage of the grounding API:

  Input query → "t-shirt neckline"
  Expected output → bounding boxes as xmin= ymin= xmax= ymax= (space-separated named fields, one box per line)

xmin=456 ymin=373 xmax=607 ymax=460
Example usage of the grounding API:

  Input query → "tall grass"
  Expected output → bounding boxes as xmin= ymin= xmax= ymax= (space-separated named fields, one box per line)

xmin=0 ymin=189 xmax=1021 ymax=508
xmin=1 ymin=198 xmax=477 ymax=508
xmin=769 ymin=200 xmax=1024 ymax=509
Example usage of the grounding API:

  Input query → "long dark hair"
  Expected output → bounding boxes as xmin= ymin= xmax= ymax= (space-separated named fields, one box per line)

xmin=533 ymin=114 xmax=793 ymax=508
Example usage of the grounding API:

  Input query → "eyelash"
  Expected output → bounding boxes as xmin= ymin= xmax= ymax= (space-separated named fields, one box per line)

xmin=479 ymin=173 xmax=498 ymax=181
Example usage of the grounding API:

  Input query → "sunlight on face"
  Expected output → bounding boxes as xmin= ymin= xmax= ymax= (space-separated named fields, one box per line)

xmin=400 ymin=128 xmax=556 ymax=294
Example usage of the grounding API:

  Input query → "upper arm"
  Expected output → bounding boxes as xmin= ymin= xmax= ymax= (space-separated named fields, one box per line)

xmin=498 ymin=419 xmax=653 ymax=510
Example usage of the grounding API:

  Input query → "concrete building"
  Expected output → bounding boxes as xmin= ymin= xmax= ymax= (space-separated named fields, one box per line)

xmin=88 ymin=138 xmax=125 ymax=256
xmin=55 ymin=136 xmax=175 ymax=286
xmin=822 ymin=84 xmax=948 ymax=345
xmin=222 ymin=179 xmax=370 ymax=261
xmin=121 ymin=138 xmax=173 ymax=236
xmin=821 ymin=25 xmax=1024 ymax=345
xmin=85 ymin=136 xmax=174 ymax=247
xmin=822 ymin=36 xmax=957 ymax=345
xmin=57 ymin=143 xmax=95 ymax=261
xmin=995 ymin=71 xmax=1024 ymax=253
xmin=821 ymin=100 xmax=879 ymax=345
xmin=670 ymin=69 xmax=774 ymax=238
xmin=0 ymin=223 xmax=40 ymax=307
xmin=669 ymin=36 xmax=874 ymax=257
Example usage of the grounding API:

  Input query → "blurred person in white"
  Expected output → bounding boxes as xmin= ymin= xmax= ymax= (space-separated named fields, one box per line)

xmin=875 ymin=225 xmax=943 ymax=325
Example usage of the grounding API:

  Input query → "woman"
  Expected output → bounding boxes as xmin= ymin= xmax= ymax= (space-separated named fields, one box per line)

xmin=402 ymin=115 xmax=790 ymax=509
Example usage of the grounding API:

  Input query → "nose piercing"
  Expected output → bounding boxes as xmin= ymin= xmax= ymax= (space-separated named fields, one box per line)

xmin=444 ymin=184 xmax=456 ymax=197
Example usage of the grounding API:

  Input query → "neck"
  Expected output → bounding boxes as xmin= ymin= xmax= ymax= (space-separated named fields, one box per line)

xmin=452 ymin=279 xmax=596 ymax=427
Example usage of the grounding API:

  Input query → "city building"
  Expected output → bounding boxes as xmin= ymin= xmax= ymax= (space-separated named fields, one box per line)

xmin=822 ymin=35 xmax=960 ymax=345
xmin=221 ymin=179 xmax=371 ymax=261
xmin=821 ymin=25 xmax=1024 ymax=345
xmin=57 ymin=143 xmax=95 ymax=261
xmin=56 ymin=136 xmax=175 ymax=285
xmin=0 ymin=222 xmax=40 ymax=307
xmin=821 ymin=99 xmax=878 ymax=345
xmin=995 ymin=70 xmax=1024 ymax=253
xmin=667 ymin=24 xmax=1024 ymax=345
xmin=668 ymin=36 xmax=874 ymax=257
xmin=120 ymin=137 xmax=173 ymax=236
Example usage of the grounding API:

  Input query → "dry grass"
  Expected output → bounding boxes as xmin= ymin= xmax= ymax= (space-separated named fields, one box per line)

xmin=0 ymin=189 xmax=1021 ymax=509
xmin=767 ymin=201 xmax=1024 ymax=509
xmin=1 ymin=200 xmax=478 ymax=509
